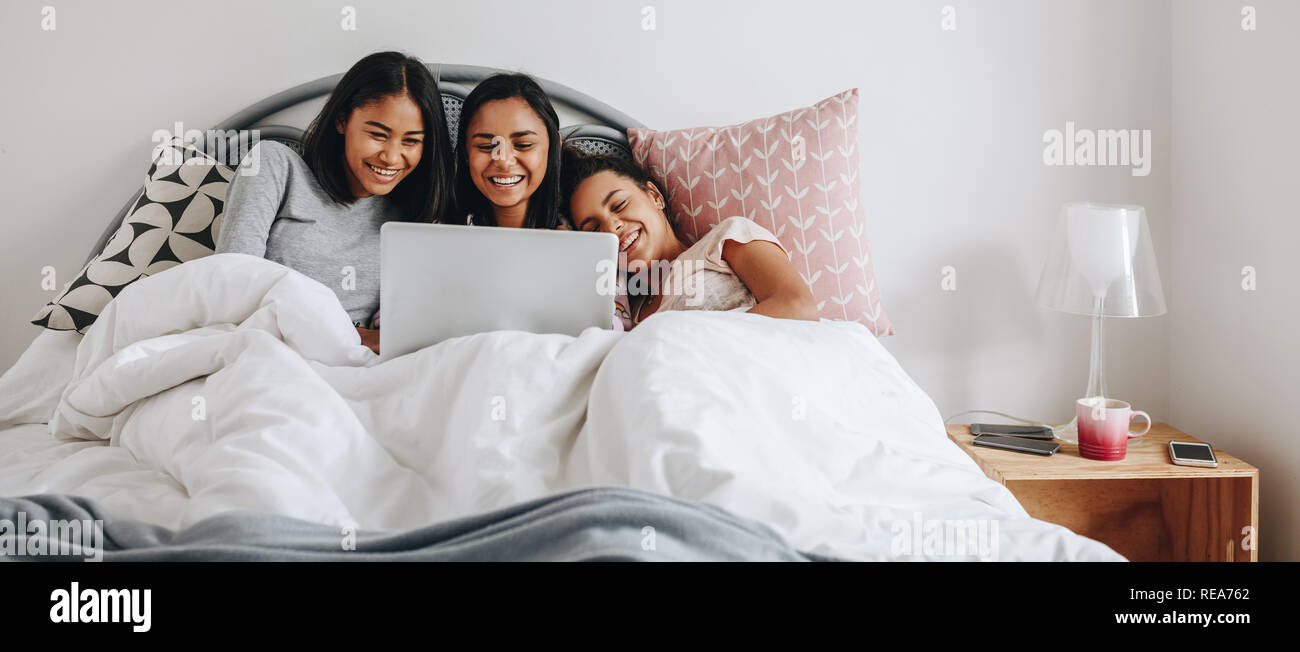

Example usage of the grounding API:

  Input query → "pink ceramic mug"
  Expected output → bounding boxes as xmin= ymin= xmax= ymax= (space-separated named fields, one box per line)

xmin=1077 ymin=398 xmax=1151 ymax=461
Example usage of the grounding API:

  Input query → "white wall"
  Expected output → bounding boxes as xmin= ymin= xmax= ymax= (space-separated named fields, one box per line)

xmin=1 ymin=1 xmax=1288 ymax=558
xmin=1170 ymin=0 xmax=1299 ymax=562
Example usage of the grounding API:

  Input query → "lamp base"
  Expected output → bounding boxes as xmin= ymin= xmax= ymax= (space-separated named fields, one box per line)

xmin=1055 ymin=418 xmax=1079 ymax=444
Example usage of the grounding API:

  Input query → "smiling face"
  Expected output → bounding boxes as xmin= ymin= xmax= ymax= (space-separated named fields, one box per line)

xmin=569 ymin=170 xmax=684 ymax=271
xmin=335 ymin=93 xmax=425 ymax=199
xmin=465 ymin=97 xmax=549 ymax=227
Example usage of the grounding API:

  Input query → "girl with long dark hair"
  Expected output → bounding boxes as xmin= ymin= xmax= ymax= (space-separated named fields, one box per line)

xmin=216 ymin=51 xmax=454 ymax=353
xmin=452 ymin=73 xmax=567 ymax=229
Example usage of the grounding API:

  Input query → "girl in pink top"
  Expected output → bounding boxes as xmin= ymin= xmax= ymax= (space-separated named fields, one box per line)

xmin=562 ymin=148 xmax=818 ymax=327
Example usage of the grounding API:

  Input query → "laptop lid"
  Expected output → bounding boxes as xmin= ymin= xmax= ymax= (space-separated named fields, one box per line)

xmin=379 ymin=222 xmax=618 ymax=361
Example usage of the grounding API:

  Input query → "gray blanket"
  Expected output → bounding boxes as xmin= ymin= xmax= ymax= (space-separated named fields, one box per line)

xmin=0 ymin=487 xmax=834 ymax=561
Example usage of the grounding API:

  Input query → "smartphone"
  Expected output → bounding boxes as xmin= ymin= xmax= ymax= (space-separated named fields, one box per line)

xmin=972 ymin=434 xmax=1061 ymax=456
xmin=970 ymin=423 xmax=1055 ymax=440
xmin=1168 ymin=441 xmax=1218 ymax=468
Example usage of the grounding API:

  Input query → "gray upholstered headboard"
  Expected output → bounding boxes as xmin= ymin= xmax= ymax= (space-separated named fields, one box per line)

xmin=84 ymin=63 xmax=645 ymax=264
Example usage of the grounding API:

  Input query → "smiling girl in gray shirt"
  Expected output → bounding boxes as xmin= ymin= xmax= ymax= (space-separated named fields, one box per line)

xmin=216 ymin=51 xmax=454 ymax=352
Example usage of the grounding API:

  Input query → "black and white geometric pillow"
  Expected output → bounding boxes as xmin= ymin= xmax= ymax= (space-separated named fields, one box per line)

xmin=31 ymin=138 xmax=234 ymax=333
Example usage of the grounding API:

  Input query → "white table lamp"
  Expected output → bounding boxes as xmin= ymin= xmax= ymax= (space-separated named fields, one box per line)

xmin=1035 ymin=202 xmax=1167 ymax=442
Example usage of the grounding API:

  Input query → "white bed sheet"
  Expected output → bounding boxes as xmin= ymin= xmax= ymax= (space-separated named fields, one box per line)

xmin=0 ymin=253 xmax=1124 ymax=561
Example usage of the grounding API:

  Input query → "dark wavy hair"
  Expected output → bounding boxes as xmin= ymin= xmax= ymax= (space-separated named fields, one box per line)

xmin=300 ymin=51 xmax=453 ymax=223
xmin=560 ymin=145 xmax=676 ymax=229
xmin=452 ymin=73 xmax=563 ymax=229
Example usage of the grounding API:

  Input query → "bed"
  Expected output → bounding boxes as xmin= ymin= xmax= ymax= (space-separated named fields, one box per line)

xmin=0 ymin=64 xmax=1124 ymax=562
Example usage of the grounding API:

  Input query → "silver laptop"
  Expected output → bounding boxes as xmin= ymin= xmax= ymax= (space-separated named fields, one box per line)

xmin=378 ymin=222 xmax=618 ymax=361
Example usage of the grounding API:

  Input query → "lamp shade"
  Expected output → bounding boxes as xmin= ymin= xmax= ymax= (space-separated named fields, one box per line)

xmin=1035 ymin=202 xmax=1167 ymax=318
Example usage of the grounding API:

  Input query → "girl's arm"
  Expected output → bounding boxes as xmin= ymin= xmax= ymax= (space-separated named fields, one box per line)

xmin=721 ymin=239 xmax=819 ymax=321
xmin=214 ymin=142 xmax=288 ymax=257
xmin=214 ymin=143 xmax=383 ymax=349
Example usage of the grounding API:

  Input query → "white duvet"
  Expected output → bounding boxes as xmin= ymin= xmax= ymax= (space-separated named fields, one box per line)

xmin=0 ymin=253 xmax=1123 ymax=561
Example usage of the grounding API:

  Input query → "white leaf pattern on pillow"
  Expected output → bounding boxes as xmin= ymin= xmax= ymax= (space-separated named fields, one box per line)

xmin=628 ymin=90 xmax=893 ymax=335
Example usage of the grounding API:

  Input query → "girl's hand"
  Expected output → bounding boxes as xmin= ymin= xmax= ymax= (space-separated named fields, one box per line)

xmin=722 ymin=239 xmax=820 ymax=321
xmin=357 ymin=327 xmax=380 ymax=354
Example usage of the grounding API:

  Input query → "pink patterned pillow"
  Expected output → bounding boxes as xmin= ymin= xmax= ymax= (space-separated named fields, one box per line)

xmin=628 ymin=89 xmax=893 ymax=335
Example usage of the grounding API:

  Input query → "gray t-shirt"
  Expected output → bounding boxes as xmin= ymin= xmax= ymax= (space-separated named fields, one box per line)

xmin=215 ymin=140 xmax=396 ymax=328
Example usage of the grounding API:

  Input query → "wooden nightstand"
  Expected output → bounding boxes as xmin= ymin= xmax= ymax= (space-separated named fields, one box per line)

xmin=945 ymin=423 xmax=1258 ymax=562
